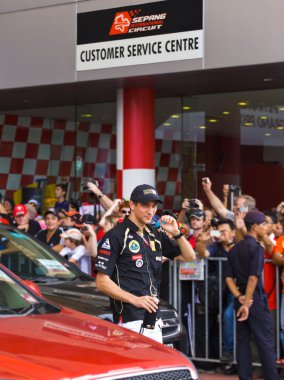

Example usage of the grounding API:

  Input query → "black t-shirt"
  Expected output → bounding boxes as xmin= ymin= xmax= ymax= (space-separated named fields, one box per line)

xmin=15 ymin=219 xmax=41 ymax=237
xmin=27 ymin=219 xmax=41 ymax=236
xmin=226 ymin=235 xmax=264 ymax=292
xmin=35 ymin=227 xmax=63 ymax=248
xmin=95 ymin=217 xmax=181 ymax=323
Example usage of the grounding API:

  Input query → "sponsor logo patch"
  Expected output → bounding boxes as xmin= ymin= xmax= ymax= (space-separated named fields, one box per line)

xmin=96 ymin=261 xmax=107 ymax=270
xmin=132 ymin=254 xmax=142 ymax=260
xmin=135 ymin=259 xmax=143 ymax=268
xmin=129 ymin=240 xmax=140 ymax=253
xmin=98 ymin=255 xmax=109 ymax=262
xmin=99 ymin=249 xmax=111 ymax=255
xmin=102 ymin=238 xmax=110 ymax=250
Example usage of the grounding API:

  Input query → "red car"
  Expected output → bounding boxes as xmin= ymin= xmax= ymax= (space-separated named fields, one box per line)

xmin=0 ymin=263 xmax=199 ymax=380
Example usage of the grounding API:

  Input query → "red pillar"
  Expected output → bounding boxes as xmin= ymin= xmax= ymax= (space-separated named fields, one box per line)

xmin=116 ymin=87 xmax=155 ymax=199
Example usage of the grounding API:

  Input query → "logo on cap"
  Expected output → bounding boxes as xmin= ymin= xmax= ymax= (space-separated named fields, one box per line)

xmin=143 ymin=189 xmax=157 ymax=195
xmin=14 ymin=204 xmax=27 ymax=217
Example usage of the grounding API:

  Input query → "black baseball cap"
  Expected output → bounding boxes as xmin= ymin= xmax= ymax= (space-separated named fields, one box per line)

xmin=130 ymin=184 xmax=162 ymax=204
xmin=244 ymin=210 xmax=265 ymax=224
xmin=44 ymin=209 xmax=59 ymax=218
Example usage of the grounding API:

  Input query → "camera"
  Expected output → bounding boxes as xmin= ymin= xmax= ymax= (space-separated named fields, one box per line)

xmin=142 ymin=308 xmax=158 ymax=329
xmin=210 ymin=230 xmax=221 ymax=238
xmin=210 ymin=217 xmax=219 ymax=228
xmin=202 ymin=177 xmax=210 ymax=184
xmin=189 ymin=199 xmax=200 ymax=209
xmin=229 ymin=185 xmax=241 ymax=196
xmin=82 ymin=178 xmax=99 ymax=191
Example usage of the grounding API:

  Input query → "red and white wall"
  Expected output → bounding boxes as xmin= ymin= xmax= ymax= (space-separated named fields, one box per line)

xmin=0 ymin=113 xmax=181 ymax=209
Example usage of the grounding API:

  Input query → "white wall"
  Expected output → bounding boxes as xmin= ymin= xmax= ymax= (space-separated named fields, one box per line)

xmin=0 ymin=0 xmax=283 ymax=89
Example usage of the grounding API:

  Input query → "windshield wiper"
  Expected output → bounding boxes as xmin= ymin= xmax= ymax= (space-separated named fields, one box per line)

xmin=27 ymin=277 xmax=69 ymax=283
xmin=17 ymin=301 xmax=54 ymax=315
xmin=71 ymin=273 xmax=94 ymax=281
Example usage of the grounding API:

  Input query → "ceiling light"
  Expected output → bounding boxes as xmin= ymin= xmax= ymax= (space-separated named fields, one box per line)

xmin=276 ymin=126 xmax=284 ymax=130
xmin=244 ymin=122 xmax=253 ymax=126
xmin=171 ymin=114 xmax=180 ymax=118
xmin=259 ymin=116 xmax=268 ymax=120
xmin=208 ymin=118 xmax=217 ymax=123
xmin=263 ymin=78 xmax=274 ymax=82
xmin=163 ymin=123 xmax=171 ymax=126
xmin=278 ymin=107 xmax=284 ymax=111
xmin=264 ymin=133 xmax=271 ymax=136
xmin=81 ymin=114 xmax=93 ymax=118
xmin=199 ymin=126 xmax=206 ymax=129
xmin=183 ymin=106 xmax=191 ymax=110
xmin=222 ymin=111 xmax=230 ymax=115
xmin=238 ymin=101 xmax=249 ymax=106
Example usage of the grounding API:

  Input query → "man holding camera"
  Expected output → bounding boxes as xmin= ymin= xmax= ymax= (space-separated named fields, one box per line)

xmin=201 ymin=177 xmax=255 ymax=221
xmin=201 ymin=177 xmax=256 ymax=242
xmin=95 ymin=184 xmax=195 ymax=342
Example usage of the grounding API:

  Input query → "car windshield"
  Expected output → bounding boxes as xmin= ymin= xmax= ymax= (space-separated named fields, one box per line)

xmin=0 ymin=228 xmax=78 ymax=281
xmin=0 ymin=267 xmax=39 ymax=315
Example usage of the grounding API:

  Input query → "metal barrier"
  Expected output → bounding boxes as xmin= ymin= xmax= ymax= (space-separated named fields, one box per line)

xmin=168 ymin=257 xmax=281 ymax=365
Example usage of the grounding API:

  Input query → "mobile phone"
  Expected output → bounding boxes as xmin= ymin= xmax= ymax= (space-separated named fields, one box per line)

xmin=210 ymin=230 xmax=221 ymax=238
xmin=202 ymin=177 xmax=210 ymax=184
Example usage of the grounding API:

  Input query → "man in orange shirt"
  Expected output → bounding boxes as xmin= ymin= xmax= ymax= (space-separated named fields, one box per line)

xmin=272 ymin=217 xmax=284 ymax=361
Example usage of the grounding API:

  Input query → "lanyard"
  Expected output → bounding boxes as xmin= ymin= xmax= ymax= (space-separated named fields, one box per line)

xmin=137 ymin=230 xmax=154 ymax=251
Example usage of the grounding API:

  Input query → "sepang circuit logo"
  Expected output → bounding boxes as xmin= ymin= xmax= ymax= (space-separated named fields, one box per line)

xmin=109 ymin=8 xmax=167 ymax=35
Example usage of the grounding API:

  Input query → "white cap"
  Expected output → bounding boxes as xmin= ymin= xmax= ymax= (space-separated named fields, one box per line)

xmin=60 ymin=228 xmax=82 ymax=241
xmin=28 ymin=199 xmax=39 ymax=206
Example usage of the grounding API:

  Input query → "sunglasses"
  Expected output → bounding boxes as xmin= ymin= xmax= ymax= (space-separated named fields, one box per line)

xmin=121 ymin=209 xmax=130 ymax=215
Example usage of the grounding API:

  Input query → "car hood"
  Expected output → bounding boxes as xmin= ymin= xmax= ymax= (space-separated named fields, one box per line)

xmin=0 ymin=308 xmax=196 ymax=380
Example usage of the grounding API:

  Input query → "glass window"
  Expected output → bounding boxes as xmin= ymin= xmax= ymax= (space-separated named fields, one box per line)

xmin=182 ymin=89 xmax=284 ymax=210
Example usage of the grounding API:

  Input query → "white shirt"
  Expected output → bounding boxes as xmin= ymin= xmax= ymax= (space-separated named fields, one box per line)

xmin=60 ymin=245 xmax=91 ymax=275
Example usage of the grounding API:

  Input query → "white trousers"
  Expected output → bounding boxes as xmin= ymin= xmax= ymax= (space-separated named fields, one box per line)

xmin=119 ymin=318 xmax=163 ymax=343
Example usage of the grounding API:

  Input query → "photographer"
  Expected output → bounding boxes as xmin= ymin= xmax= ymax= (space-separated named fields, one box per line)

xmin=202 ymin=178 xmax=256 ymax=242
xmin=85 ymin=180 xmax=114 ymax=211
xmin=95 ymin=184 xmax=195 ymax=343
xmin=201 ymin=177 xmax=255 ymax=221
xmin=177 ymin=197 xmax=204 ymax=237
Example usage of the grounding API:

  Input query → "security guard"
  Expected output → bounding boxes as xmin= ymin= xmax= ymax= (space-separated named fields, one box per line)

xmin=95 ymin=184 xmax=196 ymax=342
xmin=226 ymin=210 xmax=279 ymax=380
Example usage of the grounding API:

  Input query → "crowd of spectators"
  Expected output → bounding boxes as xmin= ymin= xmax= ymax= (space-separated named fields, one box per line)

xmin=1 ymin=177 xmax=284 ymax=378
